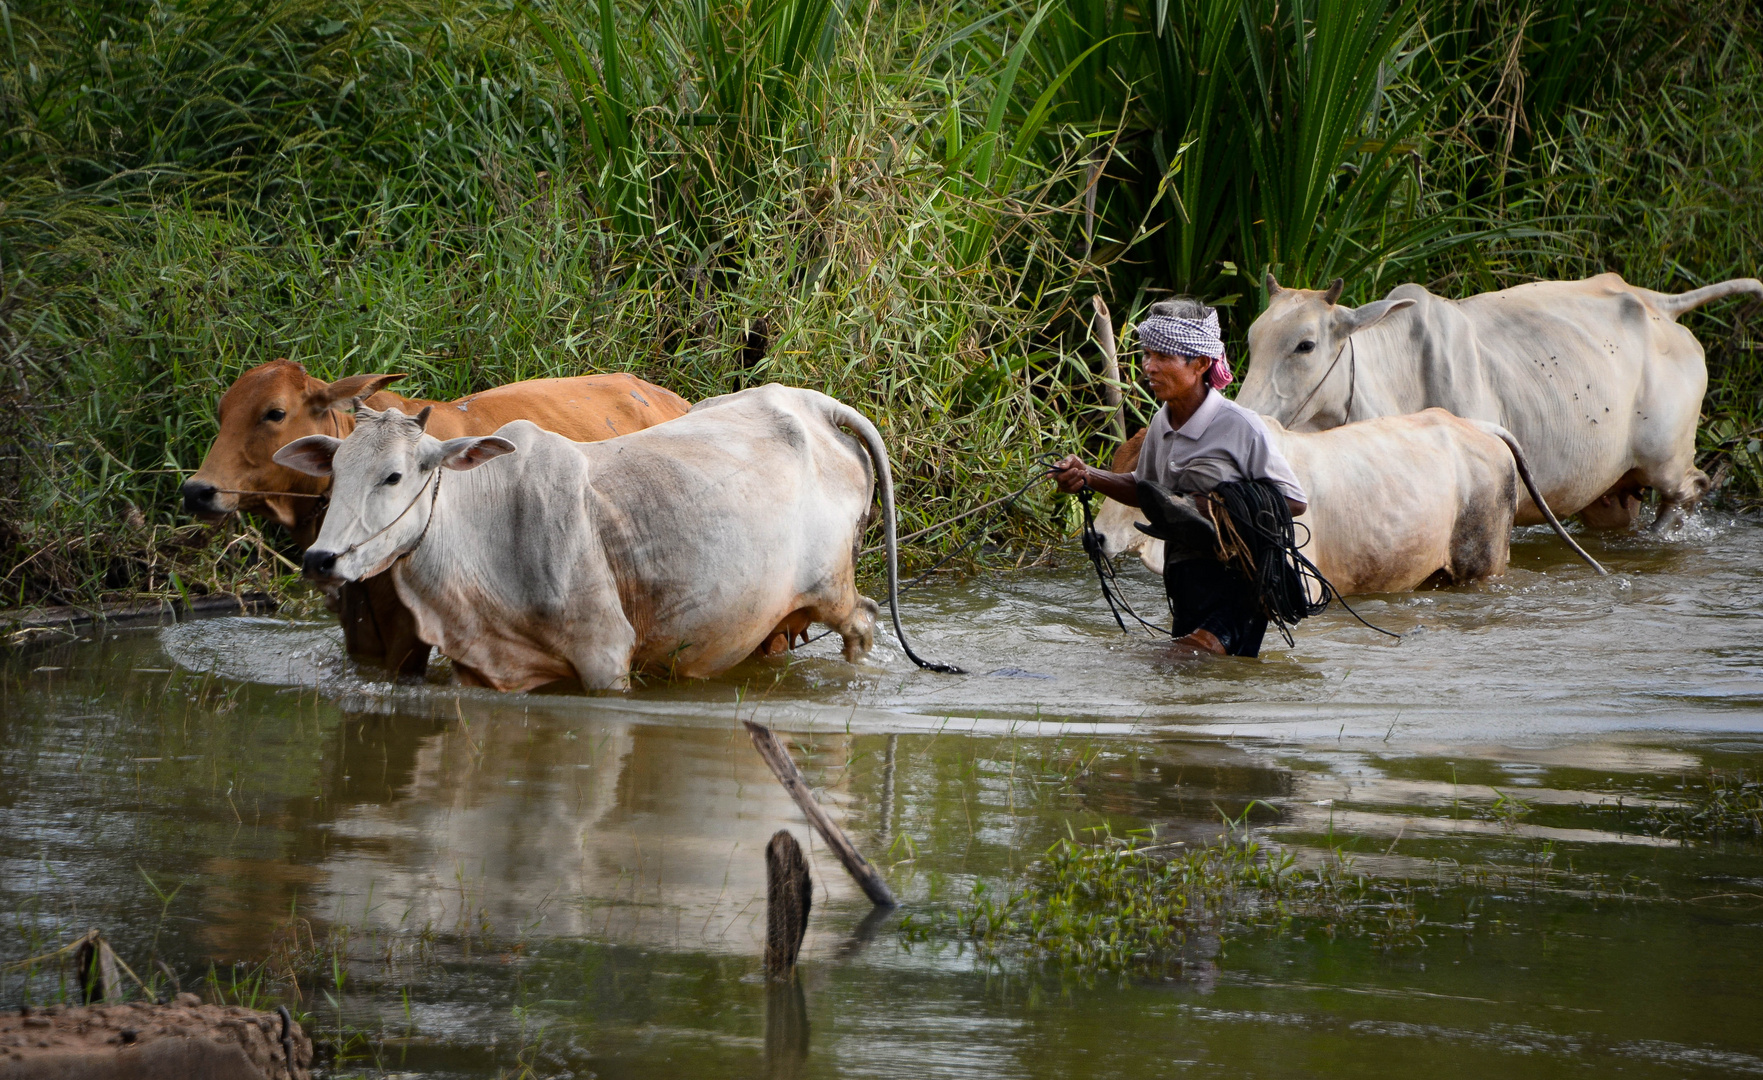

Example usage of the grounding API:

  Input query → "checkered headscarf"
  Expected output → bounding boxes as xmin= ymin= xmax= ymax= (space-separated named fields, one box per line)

xmin=1138 ymin=309 xmax=1233 ymax=389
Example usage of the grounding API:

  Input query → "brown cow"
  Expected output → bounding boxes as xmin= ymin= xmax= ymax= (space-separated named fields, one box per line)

xmin=183 ymin=358 xmax=691 ymax=675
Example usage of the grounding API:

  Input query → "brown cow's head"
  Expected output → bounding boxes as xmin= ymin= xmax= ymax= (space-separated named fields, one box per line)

xmin=1238 ymin=273 xmax=1413 ymax=430
xmin=181 ymin=359 xmax=405 ymax=533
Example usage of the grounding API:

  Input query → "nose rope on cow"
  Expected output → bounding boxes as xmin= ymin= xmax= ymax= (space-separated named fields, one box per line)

xmin=328 ymin=467 xmax=443 ymax=566
xmin=1286 ymin=337 xmax=1357 ymax=425
xmin=207 ymin=488 xmax=326 ymax=498
xmin=193 ymin=405 xmax=345 ymax=504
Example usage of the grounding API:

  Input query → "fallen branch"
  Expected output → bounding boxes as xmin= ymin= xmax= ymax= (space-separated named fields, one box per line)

xmin=743 ymin=721 xmax=896 ymax=909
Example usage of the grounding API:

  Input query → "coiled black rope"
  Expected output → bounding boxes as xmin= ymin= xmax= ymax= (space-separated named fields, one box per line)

xmin=1208 ymin=479 xmax=1400 ymax=644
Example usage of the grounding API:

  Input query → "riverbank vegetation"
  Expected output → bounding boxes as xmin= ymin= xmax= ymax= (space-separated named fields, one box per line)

xmin=2 ymin=0 xmax=1759 ymax=609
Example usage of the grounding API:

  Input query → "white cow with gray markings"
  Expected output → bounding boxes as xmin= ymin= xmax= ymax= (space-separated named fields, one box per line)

xmin=1237 ymin=272 xmax=1763 ymax=528
xmin=275 ymin=385 xmax=937 ymax=691
xmin=1095 ymin=410 xmax=1604 ymax=593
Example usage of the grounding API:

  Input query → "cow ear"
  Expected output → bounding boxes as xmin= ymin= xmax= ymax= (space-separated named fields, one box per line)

xmin=274 ymin=434 xmax=343 ymax=476
xmin=430 ymin=435 xmax=517 ymax=472
xmin=1336 ymin=297 xmax=1415 ymax=336
xmin=314 ymin=373 xmax=405 ymax=410
xmin=1264 ymin=271 xmax=1283 ymax=296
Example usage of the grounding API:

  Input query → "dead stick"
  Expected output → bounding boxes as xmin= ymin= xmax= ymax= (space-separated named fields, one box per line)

xmin=764 ymin=831 xmax=812 ymax=977
xmin=743 ymin=721 xmax=897 ymax=909
xmin=1092 ymin=295 xmax=1126 ymax=441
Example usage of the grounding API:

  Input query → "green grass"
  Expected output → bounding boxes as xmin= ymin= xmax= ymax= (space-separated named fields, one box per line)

xmin=0 ymin=0 xmax=1760 ymax=609
xmin=896 ymin=813 xmax=1655 ymax=976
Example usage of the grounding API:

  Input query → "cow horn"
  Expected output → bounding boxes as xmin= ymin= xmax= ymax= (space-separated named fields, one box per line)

xmin=413 ymin=405 xmax=432 ymax=430
xmin=1264 ymin=271 xmax=1283 ymax=296
xmin=1322 ymin=278 xmax=1344 ymax=305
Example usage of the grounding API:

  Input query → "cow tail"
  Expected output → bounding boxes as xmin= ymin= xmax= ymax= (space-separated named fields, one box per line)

xmin=826 ymin=400 xmax=964 ymax=674
xmin=1477 ymin=422 xmax=1609 ymax=576
xmin=1654 ymin=277 xmax=1763 ymax=319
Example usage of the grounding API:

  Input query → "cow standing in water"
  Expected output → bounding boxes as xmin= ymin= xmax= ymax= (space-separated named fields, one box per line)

xmin=1092 ymin=414 xmax=1604 ymax=593
xmin=273 ymin=386 xmax=937 ymax=691
xmin=182 ymin=359 xmax=691 ymax=674
xmin=1237 ymin=272 xmax=1763 ymax=529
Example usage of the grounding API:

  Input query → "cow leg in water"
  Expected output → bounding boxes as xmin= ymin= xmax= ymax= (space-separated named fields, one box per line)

xmin=338 ymin=580 xmax=386 ymax=665
xmin=1650 ymin=465 xmax=1712 ymax=532
xmin=567 ymin=620 xmax=639 ymax=692
xmin=1446 ymin=476 xmax=1516 ymax=584
xmin=1579 ymin=470 xmax=1646 ymax=530
xmin=340 ymin=574 xmax=432 ymax=677
xmin=757 ymin=609 xmax=815 ymax=658
xmin=827 ymin=596 xmax=880 ymax=663
xmin=368 ymin=573 xmax=432 ymax=677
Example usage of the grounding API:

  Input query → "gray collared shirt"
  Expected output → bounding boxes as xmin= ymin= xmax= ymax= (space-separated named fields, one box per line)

xmin=1133 ymin=390 xmax=1308 ymax=510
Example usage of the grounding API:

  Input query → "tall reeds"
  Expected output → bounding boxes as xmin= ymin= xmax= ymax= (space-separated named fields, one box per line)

xmin=0 ymin=0 xmax=1758 ymax=608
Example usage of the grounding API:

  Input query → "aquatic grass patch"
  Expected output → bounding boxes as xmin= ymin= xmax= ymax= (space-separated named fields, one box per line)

xmin=900 ymin=806 xmax=1679 ymax=977
xmin=900 ymin=817 xmax=1434 ymax=974
xmin=1668 ymin=769 xmax=1763 ymax=839
xmin=1637 ymin=768 xmax=1763 ymax=842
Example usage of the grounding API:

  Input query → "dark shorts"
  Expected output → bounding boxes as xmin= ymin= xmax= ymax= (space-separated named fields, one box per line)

xmin=1164 ymin=557 xmax=1268 ymax=657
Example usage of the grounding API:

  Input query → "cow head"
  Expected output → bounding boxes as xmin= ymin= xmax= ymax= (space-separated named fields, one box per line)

xmin=1238 ymin=273 xmax=1414 ymax=429
xmin=274 ymin=405 xmax=515 ymax=584
xmin=181 ymin=358 xmax=407 ymax=532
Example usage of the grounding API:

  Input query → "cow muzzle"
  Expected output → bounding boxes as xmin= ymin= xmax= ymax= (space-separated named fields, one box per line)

xmin=181 ymin=479 xmax=235 ymax=520
xmin=302 ymin=548 xmax=342 ymax=583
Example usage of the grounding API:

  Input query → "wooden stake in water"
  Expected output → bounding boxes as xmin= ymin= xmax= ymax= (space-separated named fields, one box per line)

xmin=764 ymin=831 xmax=812 ymax=977
xmin=743 ymin=721 xmax=897 ymax=909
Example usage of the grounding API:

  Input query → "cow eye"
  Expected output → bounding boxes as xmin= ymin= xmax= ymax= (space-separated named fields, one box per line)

xmin=1295 ymin=340 xmax=1316 ymax=354
xmin=263 ymin=408 xmax=286 ymax=422
xmin=384 ymin=472 xmax=402 ymax=486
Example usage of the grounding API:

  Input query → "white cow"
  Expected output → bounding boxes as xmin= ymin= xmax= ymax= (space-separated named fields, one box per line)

xmin=274 ymin=385 xmax=943 ymax=691
xmin=1093 ymin=410 xmax=1603 ymax=592
xmin=1237 ymin=272 xmax=1763 ymax=528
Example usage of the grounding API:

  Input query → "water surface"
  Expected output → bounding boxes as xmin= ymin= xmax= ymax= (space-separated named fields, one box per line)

xmin=3 ymin=517 xmax=1761 ymax=1077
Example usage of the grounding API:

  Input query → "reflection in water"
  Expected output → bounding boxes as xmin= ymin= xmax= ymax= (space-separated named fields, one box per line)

xmin=3 ymin=521 xmax=1763 ymax=1078
xmin=311 ymin=711 xmax=865 ymax=953
xmin=765 ymin=978 xmax=810 ymax=1080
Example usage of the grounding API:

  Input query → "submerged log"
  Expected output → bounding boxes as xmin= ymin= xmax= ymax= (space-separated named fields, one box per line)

xmin=0 ymin=997 xmax=312 ymax=1079
xmin=764 ymin=830 xmax=813 ymax=977
xmin=743 ymin=721 xmax=896 ymax=909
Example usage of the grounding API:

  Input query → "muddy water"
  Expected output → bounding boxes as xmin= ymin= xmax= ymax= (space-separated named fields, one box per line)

xmin=3 ymin=517 xmax=1762 ymax=1078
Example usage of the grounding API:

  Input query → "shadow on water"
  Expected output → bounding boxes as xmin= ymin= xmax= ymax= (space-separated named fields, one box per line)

xmin=3 ymin=516 xmax=1763 ymax=1077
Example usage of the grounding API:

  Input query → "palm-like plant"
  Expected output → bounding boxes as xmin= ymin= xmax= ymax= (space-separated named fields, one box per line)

xmin=1020 ymin=0 xmax=1500 ymax=303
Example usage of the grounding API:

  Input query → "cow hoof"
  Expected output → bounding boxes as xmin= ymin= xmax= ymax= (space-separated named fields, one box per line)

xmin=839 ymin=597 xmax=880 ymax=662
xmin=760 ymin=632 xmax=790 ymax=657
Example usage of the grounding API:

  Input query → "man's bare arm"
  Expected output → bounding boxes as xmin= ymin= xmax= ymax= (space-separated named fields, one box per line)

xmin=1051 ymin=456 xmax=1138 ymax=506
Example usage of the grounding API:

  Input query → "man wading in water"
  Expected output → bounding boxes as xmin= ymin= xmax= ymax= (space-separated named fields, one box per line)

xmin=1053 ymin=299 xmax=1308 ymax=657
